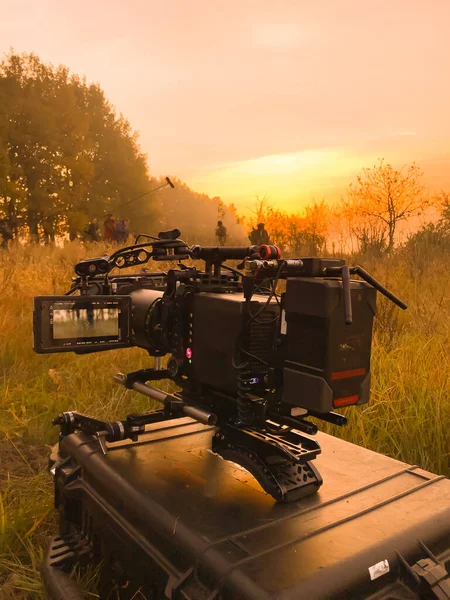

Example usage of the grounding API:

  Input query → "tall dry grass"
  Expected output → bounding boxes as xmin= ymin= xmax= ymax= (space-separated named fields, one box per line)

xmin=322 ymin=246 xmax=450 ymax=476
xmin=0 ymin=241 xmax=449 ymax=597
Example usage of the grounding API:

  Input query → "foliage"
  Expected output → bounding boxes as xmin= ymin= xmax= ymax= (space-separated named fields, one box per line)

xmin=337 ymin=196 xmax=387 ymax=256
xmin=245 ymin=196 xmax=329 ymax=255
xmin=343 ymin=159 xmax=428 ymax=252
xmin=403 ymin=191 xmax=450 ymax=272
xmin=0 ymin=51 xmax=156 ymax=240
xmin=436 ymin=191 xmax=450 ymax=224
xmin=0 ymin=52 xmax=244 ymax=246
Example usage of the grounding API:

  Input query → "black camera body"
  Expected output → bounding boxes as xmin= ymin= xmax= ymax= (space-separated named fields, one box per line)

xmin=176 ymin=278 xmax=375 ymax=413
xmin=33 ymin=230 xmax=405 ymax=503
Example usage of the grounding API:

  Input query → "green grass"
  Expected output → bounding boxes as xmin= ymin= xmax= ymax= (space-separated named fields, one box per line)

xmin=0 ymin=241 xmax=449 ymax=598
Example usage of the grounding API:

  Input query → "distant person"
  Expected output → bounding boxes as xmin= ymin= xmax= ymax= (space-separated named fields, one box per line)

xmin=215 ymin=220 xmax=227 ymax=246
xmin=0 ymin=219 xmax=12 ymax=248
xmin=69 ymin=226 xmax=79 ymax=241
xmin=85 ymin=218 xmax=101 ymax=242
xmin=115 ymin=218 xmax=130 ymax=244
xmin=42 ymin=217 xmax=54 ymax=245
xmin=104 ymin=214 xmax=116 ymax=242
xmin=249 ymin=223 xmax=270 ymax=246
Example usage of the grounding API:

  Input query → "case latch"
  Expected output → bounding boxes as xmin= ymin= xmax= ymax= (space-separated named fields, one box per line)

xmin=397 ymin=540 xmax=450 ymax=599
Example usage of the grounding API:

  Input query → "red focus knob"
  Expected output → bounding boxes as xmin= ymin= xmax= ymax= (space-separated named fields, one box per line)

xmin=259 ymin=245 xmax=281 ymax=260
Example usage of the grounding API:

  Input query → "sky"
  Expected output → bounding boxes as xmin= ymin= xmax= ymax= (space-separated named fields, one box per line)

xmin=1 ymin=0 xmax=450 ymax=213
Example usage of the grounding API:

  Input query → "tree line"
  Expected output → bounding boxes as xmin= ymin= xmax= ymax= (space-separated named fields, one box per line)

xmin=0 ymin=51 xmax=243 ymax=244
xmin=0 ymin=51 xmax=447 ymax=253
xmin=245 ymin=159 xmax=449 ymax=258
xmin=0 ymin=51 xmax=158 ymax=241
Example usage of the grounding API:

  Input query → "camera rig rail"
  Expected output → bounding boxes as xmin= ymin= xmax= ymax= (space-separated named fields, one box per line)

xmin=39 ymin=228 xmax=407 ymax=503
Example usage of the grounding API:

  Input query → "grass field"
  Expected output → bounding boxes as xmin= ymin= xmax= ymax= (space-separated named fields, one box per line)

xmin=0 ymin=241 xmax=449 ymax=598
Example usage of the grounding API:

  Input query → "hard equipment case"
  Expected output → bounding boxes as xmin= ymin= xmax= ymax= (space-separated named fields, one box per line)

xmin=44 ymin=418 xmax=450 ymax=599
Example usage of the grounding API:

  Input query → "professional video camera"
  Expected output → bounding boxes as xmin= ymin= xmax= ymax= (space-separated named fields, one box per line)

xmin=34 ymin=229 xmax=407 ymax=502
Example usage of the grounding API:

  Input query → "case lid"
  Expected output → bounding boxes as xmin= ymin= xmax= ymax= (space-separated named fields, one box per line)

xmin=61 ymin=419 xmax=450 ymax=599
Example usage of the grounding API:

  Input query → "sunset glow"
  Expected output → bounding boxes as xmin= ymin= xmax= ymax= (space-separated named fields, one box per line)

xmin=2 ymin=0 xmax=450 ymax=212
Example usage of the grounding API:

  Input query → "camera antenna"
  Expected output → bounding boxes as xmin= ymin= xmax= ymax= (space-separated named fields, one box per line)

xmin=122 ymin=177 xmax=175 ymax=209
xmin=326 ymin=264 xmax=407 ymax=326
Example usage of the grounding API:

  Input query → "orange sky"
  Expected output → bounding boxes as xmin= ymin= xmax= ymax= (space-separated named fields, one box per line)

xmin=1 ymin=0 xmax=450 ymax=213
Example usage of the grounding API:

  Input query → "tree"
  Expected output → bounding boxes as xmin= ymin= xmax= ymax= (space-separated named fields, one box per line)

xmin=302 ymin=200 xmax=328 ymax=255
xmin=245 ymin=197 xmax=328 ymax=256
xmin=337 ymin=195 xmax=387 ymax=255
xmin=248 ymin=197 xmax=290 ymax=249
xmin=437 ymin=191 xmax=450 ymax=224
xmin=348 ymin=159 xmax=427 ymax=252
xmin=407 ymin=191 xmax=450 ymax=250
xmin=216 ymin=197 xmax=226 ymax=221
xmin=0 ymin=51 xmax=156 ymax=241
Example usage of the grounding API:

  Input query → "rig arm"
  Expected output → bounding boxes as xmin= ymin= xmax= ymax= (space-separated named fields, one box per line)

xmin=113 ymin=373 xmax=218 ymax=426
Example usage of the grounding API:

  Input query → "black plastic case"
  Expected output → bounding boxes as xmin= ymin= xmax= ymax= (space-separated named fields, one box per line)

xmin=46 ymin=418 xmax=450 ymax=599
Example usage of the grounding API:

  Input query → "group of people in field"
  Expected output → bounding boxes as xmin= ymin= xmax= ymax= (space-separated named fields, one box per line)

xmin=215 ymin=220 xmax=270 ymax=247
xmin=0 ymin=214 xmax=269 ymax=248
xmin=0 ymin=214 xmax=131 ymax=247
xmin=84 ymin=214 xmax=130 ymax=244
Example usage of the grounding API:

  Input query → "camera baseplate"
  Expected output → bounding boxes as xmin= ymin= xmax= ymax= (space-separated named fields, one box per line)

xmin=212 ymin=423 xmax=322 ymax=502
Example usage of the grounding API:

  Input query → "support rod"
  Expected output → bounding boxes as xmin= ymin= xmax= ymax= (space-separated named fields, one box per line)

xmin=113 ymin=373 xmax=218 ymax=426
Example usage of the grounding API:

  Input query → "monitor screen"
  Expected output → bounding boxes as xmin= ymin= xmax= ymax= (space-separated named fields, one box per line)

xmin=52 ymin=306 xmax=120 ymax=340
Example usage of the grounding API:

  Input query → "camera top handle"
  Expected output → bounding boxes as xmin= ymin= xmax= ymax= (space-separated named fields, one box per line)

xmin=71 ymin=229 xmax=407 ymax=322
